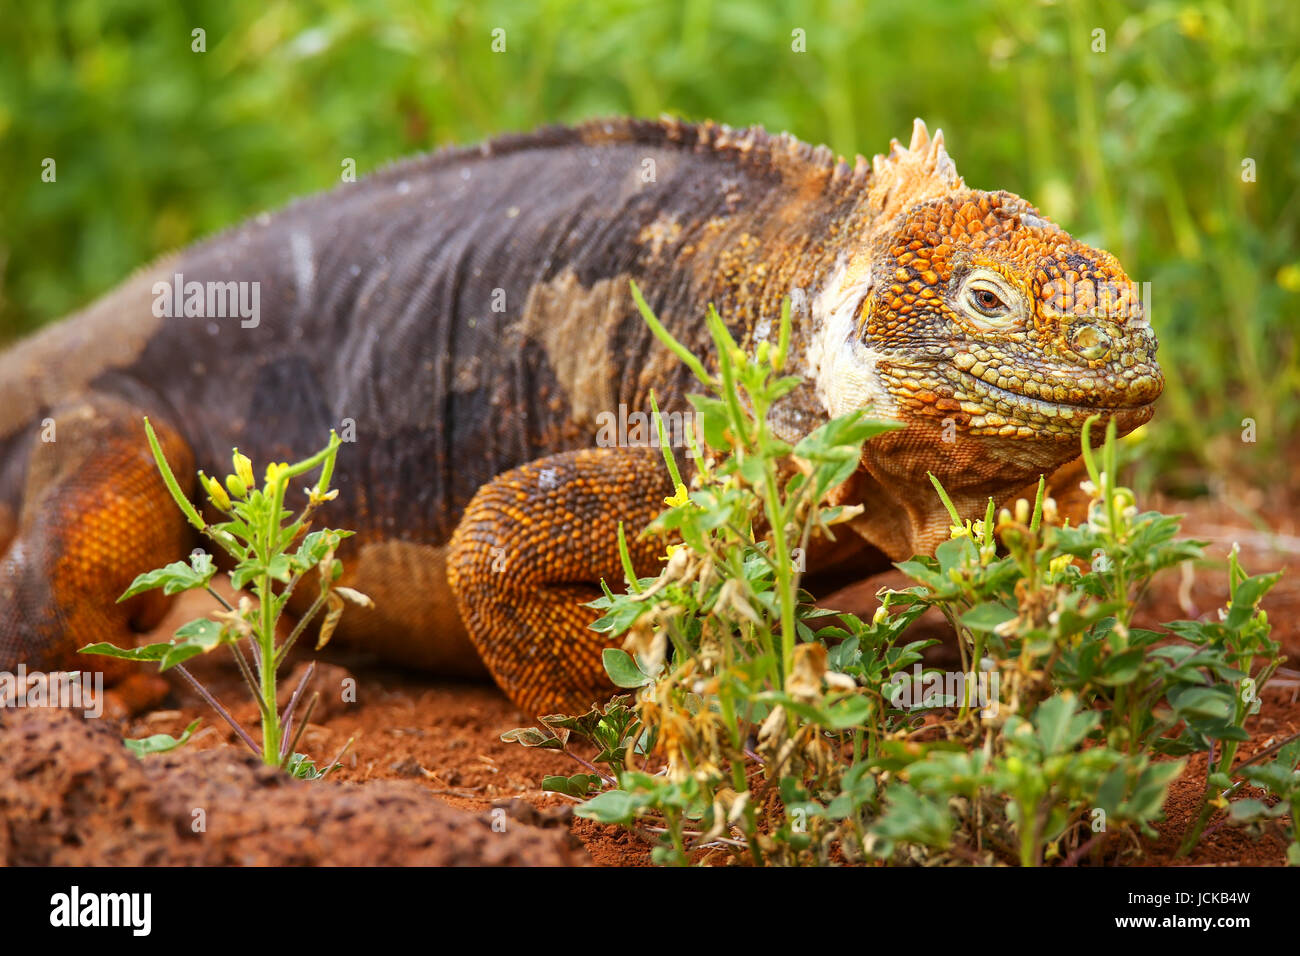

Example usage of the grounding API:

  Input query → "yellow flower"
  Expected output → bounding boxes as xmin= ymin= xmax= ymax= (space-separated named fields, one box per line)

xmin=1048 ymin=554 xmax=1073 ymax=575
xmin=264 ymin=462 xmax=287 ymax=488
xmin=1121 ymin=423 xmax=1149 ymax=446
xmin=307 ymin=485 xmax=340 ymax=507
xmin=1277 ymin=262 xmax=1300 ymax=293
xmin=200 ymin=471 xmax=231 ymax=510
xmin=231 ymin=449 xmax=255 ymax=490
xmin=664 ymin=482 xmax=690 ymax=508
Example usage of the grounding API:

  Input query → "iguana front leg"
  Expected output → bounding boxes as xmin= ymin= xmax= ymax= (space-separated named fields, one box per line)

xmin=447 ymin=446 xmax=672 ymax=717
xmin=0 ymin=394 xmax=194 ymax=697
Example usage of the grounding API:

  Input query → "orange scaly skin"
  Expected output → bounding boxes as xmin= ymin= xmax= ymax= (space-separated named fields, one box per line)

xmin=448 ymin=447 xmax=670 ymax=717
xmin=0 ymin=118 xmax=1161 ymax=717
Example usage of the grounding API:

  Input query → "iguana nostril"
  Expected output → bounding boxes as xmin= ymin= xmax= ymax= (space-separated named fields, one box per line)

xmin=1069 ymin=322 xmax=1112 ymax=361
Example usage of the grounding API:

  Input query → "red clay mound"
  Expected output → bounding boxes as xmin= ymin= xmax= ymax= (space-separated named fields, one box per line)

xmin=0 ymin=707 xmax=585 ymax=866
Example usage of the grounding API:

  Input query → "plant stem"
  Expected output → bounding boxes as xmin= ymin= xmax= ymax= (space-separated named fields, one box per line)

xmin=283 ymin=693 xmax=320 ymax=764
xmin=173 ymin=664 xmax=260 ymax=756
xmin=765 ymin=459 xmax=797 ymax=685
xmin=259 ymin=572 xmax=280 ymax=764
xmin=274 ymin=592 xmax=327 ymax=668
xmin=1177 ymin=797 xmax=1217 ymax=859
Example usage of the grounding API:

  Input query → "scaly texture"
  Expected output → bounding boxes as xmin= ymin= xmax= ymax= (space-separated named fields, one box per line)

xmin=0 ymin=118 xmax=1162 ymax=715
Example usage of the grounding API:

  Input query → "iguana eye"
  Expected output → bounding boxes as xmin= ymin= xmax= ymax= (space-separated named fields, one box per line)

xmin=968 ymin=285 xmax=1008 ymax=317
xmin=958 ymin=270 xmax=1021 ymax=328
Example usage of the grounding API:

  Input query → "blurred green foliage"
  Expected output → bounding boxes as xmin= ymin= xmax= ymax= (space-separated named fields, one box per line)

xmin=0 ymin=0 xmax=1296 ymax=482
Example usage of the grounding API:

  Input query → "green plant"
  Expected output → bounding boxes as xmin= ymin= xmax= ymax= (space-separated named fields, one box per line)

xmin=1166 ymin=545 xmax=1287 ymax=856
xmin=506 ymin=291 xmax=1285 ymax=866
xmin=80 ymin=420 xmax=369 ymax=775
xmin=1225 ymin=737 xmax=1300 ymax=866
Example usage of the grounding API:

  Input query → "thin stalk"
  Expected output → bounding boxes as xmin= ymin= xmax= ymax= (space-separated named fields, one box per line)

xmin=173 ymin=663 xmax=260 ymax=756
xmin=274 ymin=592 xmax=328 ymax=668
xmin=282 ymin=693 xmax=320 ymax=765
xmin=279 ymin=661 xmax=316 ymax=738
xmin=321 ymin=735 xmax=356 ymax=776
xmin=228 ymin=641 xmax=265 ymax=715
xmin=205 ymin=586 xmax=235 ymax=612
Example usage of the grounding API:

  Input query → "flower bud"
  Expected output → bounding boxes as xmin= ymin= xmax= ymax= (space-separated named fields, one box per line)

xmin=1014 ymin=498 xmax=1031 ymax=525
xmin=1041 ymin=496 xmax=1059 ymax=524
xmin=232 ymin=449 xmax=255 ymax=490
xmin=201 ymin=472 xmax=232 ymax=510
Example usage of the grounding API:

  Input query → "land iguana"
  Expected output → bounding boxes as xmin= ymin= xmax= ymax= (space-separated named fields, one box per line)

xmin=0 ymin=118 xmax=1162 ymax=716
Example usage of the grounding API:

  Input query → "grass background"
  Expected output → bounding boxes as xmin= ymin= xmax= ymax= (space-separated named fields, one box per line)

xmin=0 ymin=0 xmax=1296 ymax=485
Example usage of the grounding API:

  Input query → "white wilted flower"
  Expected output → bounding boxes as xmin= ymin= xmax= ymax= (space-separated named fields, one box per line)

xmin=824 ymin=670 xmax=857 ymax=692
xmin=1041 ymin=496 xmax=1059 ymax=525
xmin=623 ymin=622 xmax=668 ymax=677
xmin=787 ymin=642 xmax=827 ymax=702
xmin=716 ymin=577 xmax=763 ymax=626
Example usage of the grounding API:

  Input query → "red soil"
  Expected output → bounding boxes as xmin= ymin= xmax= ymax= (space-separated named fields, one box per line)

xmin=2 ymin=493 xmax=1297 ymax=866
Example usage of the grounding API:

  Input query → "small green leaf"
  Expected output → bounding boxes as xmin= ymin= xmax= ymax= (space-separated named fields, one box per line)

xmin=267 ymin=553 xmax=293 ymax=583
xmin=158 ymin=618 xmax=233 ymax=670
xmin=1095 ymin=649 xmax=1146 ymax=686
xmin=602 ymin=648 xmax=655 ymax=688
xmin=960 ymin=602 xmax=1017 ymax=633
xmin=118 ymin=558 xmax=216 ymax=602
xmin=1227 ymin=798 xmax=1271 ymax=821
xmin=124 ymin=718 xmax=201 ymax=757
xmin=79 ymin=641 xmax=173 ymax=661
xmin=542 ymin=773 xmax=602 ymax=797
xmin=500 ymin=727 xmax=565 ymax=750
xmin=574 ymin=789 xmax=640 ymax=823
xmin=1033 ymin=694 xmax=1097 ymax=755
xmin=285 ymin=752 xmax=338 ymax=779
xmin=1168 ymin=685 xmax=1234 ymax=721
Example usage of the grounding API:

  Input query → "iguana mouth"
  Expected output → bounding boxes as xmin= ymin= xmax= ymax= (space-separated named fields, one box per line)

xmin=878 ymin=353 xmax=1161 ymax=434
xmin=958 ymin=370 xmax=1159 ymax=417
xmin=943 ymin=366 xmax=1161 ymax=438
xmin=875 ymin=353 xmax=1160 ymax=437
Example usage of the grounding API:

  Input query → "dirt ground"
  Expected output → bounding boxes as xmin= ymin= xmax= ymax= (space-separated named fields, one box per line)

xmin=2 ymin=491 xmax=1298 ymax=867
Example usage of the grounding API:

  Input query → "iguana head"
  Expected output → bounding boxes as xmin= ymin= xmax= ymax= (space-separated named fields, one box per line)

xmin=809 ymin=120 xmax=1162 ymax=558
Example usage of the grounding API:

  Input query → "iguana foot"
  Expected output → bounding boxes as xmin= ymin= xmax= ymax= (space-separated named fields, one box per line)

xmin=0 ymin=394 xmax=194 ymax=691
xmin=448 ymin=445 xmax=672 ymax=717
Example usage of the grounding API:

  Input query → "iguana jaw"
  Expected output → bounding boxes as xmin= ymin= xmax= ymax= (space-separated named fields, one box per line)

xmin=878 ymin=349 xmax=1161 ymax=439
